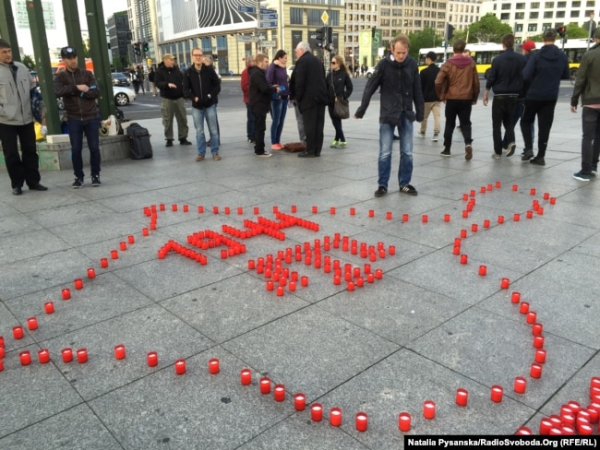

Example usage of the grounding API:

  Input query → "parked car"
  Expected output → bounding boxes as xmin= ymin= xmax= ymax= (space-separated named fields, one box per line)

xmin=366 ymin=67 xmax=375 ymax=78
xmin=287 ymin=65 xmax=295 ymax=78
xmin=113 ymin=86 xmax=136 ymax=106
xmin=111 ymin=72 xmax=130 ymax=86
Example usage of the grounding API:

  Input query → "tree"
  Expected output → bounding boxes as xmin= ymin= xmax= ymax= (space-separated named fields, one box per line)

xmin=21 ymin=55 xmax=35 ymax=70
xmin=566 ymin=22 xmax=591 ymax=39
xmin=408 ymin=28 xmax=443 ymax=58
xmin=468 ymin=13 xmax=513 ymax=43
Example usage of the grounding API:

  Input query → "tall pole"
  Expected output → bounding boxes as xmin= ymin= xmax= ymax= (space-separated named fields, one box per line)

xmin=255 ymin=0 xmax=259 ymax=55
xmin=62 ymin=0 xmax=85 ymax=69
xmin=588 ymin=12 xmax=595 ymax=50
xmin=0 ymin=0 xmax=21 ymax=61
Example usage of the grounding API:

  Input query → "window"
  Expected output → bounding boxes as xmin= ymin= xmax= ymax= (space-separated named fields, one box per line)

xmin=501 ymin=3 xmax=511 ymax=10
xmin=515 ymin=23 xmax=523 ymax=32
xmin=544 ymin=2 xmax=554 ymax=7
xmin=557 ymin=1 xmax=566 ymax=6
xmin=500 ymin=13 xmax=510 ymax=20
xmin=516 ymin=2 xmax=525 ymax=8
xmin=531 ymin=2 xmax=540 ymax=7
xmin=528 ymin=24 xmax=538 ymax=32
xmin=586 ymin=1 xmax=595 ymax=6
xmin=515 ymin=12 xmax=524 ymax=19
xmin=571 ymin=10 xmax=580 ymax=17
xmin=290 ymin=8 xmax=302 ymax=24
xmin=530 ymin=12 xmax=539 ymax=18
xmin=307 ymin=10 xmax=321 ymax=25
xmin=573 ymin=1 xmax=581 ymax=6
xmin=544 ymin=11 xmax=553 ymax=18
xmin=542 ymin=23 xmax=552 ymax=30
xmin=556 ymin=11 xmax=565 ymax=18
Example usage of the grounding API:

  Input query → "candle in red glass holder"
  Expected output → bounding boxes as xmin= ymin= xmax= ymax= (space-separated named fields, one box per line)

xmin=13 ymin=326 xmax=24 ymax=339
xmin=74 ymin=278 xmax=83 ymax=290
xmin=535 ymin=349 xmax=547 ymax=364
xmin=311 ymin=403 xmax=323 ymax=421
xmin=85 ymin=268 xmax=96 ymax=280
xmin=586 ymin=406 xmax=599 ymax=424
xmin=512 ymin=184 xmax=518 ymax=191
xmin=310 ymin=206 xmax=317 ymax=214
xmin=516 ymin=427 xmax=533 ymax=435
xmin=38 ymin=348 xmax=50 ymax=364
xmin=248 ymin=259 xmax=255 ymax=270
xmin=423 ymin=400 xmax=436 ymax=419
xmin=355 ymin=412 xmax=368 ymax=432
xmin=62 ymin=348 xmax=73 ymax=363
xmin=260 ymin=377 xmax=271 ymax=394
xmin=147 ymin=351 xmax=158 ymax=367
xmin=483 ymin=219 xmax=491 ymax=228
xmin=119 ymin=241 xmax=127 ymax=251
xmin=479 ymin=265 xmax=487 ymax=276
xmin=519 ymin=302 xmax=530 ymax=314
xmin=208 ymin=358 xmax=220 ymax=374
xmin=27 ymin=317 xmax=38 ymax=330
xmin=514 ymin=376 xmax=527 ymax=394
xmin=460 ymin=254 xmax=468 ymax=264
xmin=578 ymin=422 xmax=593 ymax=435
xmin=398 ymin=412 xmax=411 ymax=432
xmin=530 ymin=188 xmax=536 ymax=196
xmin=114 ymin=344 xmax=126 ymax=360
xmin=532 ymin=323 xmax=543 ymax=336
xmin=175 ymin=358 xmax=186 ymax=375
xmin=511 ymin=291 xmax=521 ymax=303
xmin=301 ymin=276 xmax=309 ymax=286
xmin=402 ymin=213 xmax=409 ymax=222
xmin=526 ymin=210 xmax=533 ymax=219
xmin=456 ymin=388 xmax=469 ymax=406
xmin=533 ymin=336 xmax=545 ymax=349
xmin=491 ymin=385 xmax=504 ymax=402
xmin=444 ymin=214 xmax=451 ymax=222
xmin=20 ymin=350 xmax=31 ymax=366
xmin=289 ymin=281 xmax=296 ymax=292
xmin=539 ymin=418 xmax=553 ymax=435
xmin=501 ymin=278 xmax=510 ymax=289
xmin=142 ymin=227 xmax=149 ymax=236
xmin=386 ymin=211 xmax=392 ymax=220
xmin=368 ymin=209 xmax=374 ymax=218
xmin=77 ymin=348 xmax=88 ymax=364
xmin=530 ymin=363 xmax=542 ymax=379
xmin=62 ymin=288 xmax=71 ymax=300
xmin=349 ymin=207 xmax=356 ymax=215
xmin=224 ymin=207 xmax=231 ymax=215
xmin=422 ymin=214 xmax=428 ymax=223
xmin=236 ymin=368 xmax=251 ymax=385
xmin=111 ymin=250 xmax=118 ymax=259
xmin=347 ymin=281 xmax=355 ymax=291
xmin=567 ymin=401 xmax=581 ymax=416
xmin=274 ymin=384 xmax=285 ymax=402
xmin=462 ymin=210 xmax=469 ymax=218
xmin=330 ymin=207 xmax=336 ymax=215
xmin=44 ymin=301 xmax=55 ymax=314
xmin=460 ymin=229 xmax=467 ymax=238
xmin=526 ymin=311 xmax=537 ymax=324
xmin=330 ymin=407 xmax=342 ymax=427
xmin=471 ymin=223 xmax=478 ymax=232
xmin=294 ymin=393 xmax=306 ymax=411
xmin=498 ymin=215 xmax=505 ymax=224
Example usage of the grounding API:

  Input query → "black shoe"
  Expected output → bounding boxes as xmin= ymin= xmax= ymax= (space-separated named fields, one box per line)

xmin=180 ymin=139 xmax=192 ymax=145
xmin=393 ymin=135 xmax=400 ymax=141
xmin=91 ymin=175 xmax=101 ymax=187
xmin=28 ymin=183 xmax=48 ymax=191
xmin=374 ymin=186 xmax=387 ymax=197
xmin=298 ymin=152 xmax=315 ymax=158
xmin=440 ymin=149 xmax=451 ymax=157
xmin=12 ymin=187 xmax=22 ymax=195
xmin=506 ymin=142 xmax=516 ymax=157
xmin=166 ymin=140 xmax=174 ymax=147
xmin=521 ymin=150 xmax=534 ymax=161
xmin=248 ymin=139 xmax=255 ymax=144
xmin=72 ymin=178 xmax=84 ymax=188
xmin=400 ymin=184 xmax=418 ymax=195
xmin=530 ymin=156 xmax=545 ymax=166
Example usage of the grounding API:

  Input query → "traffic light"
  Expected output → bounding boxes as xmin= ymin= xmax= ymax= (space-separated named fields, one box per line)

xmin=143 ymin=42 xmax=149 ymax=52
xmin=446 ymin=23 xmax=455 ymax=41
xmin=315 ymin=27 xmax=325 ymax=47
xmin=134 ymin=43 xmax=141 ymax=55
xmin=326 ymin=27 xmax=332 ymax=44
xmin=556 ymin=25 xmax=566 ymax=37
xmin=371 ymin=26 xmax=376 ymax=38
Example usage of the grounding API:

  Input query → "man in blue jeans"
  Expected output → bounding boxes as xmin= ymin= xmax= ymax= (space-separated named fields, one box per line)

xmin=54 ymin=46 xmax=101 ymax=188
xmin=183 ymin=48 xmax=221 ymax=161
xmin=354 ymin=34 xmax=424 ymax=197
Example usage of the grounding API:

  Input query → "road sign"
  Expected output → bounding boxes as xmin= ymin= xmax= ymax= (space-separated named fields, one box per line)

xmin=321 ymin=11 xmax=329 ymax=24
xmin=260 ymin=13 xmax=278 ymax=20
xmin=237 ymin=35 xmax=254 ymax=42
xmin=260 ymin=20 xmax=278 ymax=28
xmin=261 ymin=40 xmax=276 ymax=47
xmin=238 ymin=5 xmax=256 ymax=13
xmin=260 ymin=8 xmax=277 ymax=14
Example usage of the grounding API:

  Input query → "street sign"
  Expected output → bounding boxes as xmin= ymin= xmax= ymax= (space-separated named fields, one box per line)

xmin=260 ymin=20 xmax=278 ymax=28
xmin=238 ymin=5 xmax=256 ymax=13
xmin=237 ymin=35 xmax=254 ymax=42
xmin=321 ymin=11 xmax=329 ymax=24
xmin=260 ymin=8 xmax=277 ymax=14
xmin=260 ymin=13 xmax=278 ymax=20
xmin=261 ymin=40 xmax=276 ymax=47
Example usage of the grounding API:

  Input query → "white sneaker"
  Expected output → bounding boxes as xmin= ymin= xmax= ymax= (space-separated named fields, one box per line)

xmin=255 ymin=152 xmax=272 ymax=158
xmin=431 ymin=134 xmax=439 ymax=142
xmin=418 ymin=132 xmax=425 ymax=138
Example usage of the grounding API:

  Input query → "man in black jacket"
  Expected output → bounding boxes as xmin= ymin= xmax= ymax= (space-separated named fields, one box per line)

xmin=183 ymin=48 xmax=221 ymax=161
xmin=483 ymin=34 xmax=526 ymax=159
xmin=155 ymin=54 xmax=191 ymax=148
xmin=249 ymin=54 xmax=280 ymax=157
xmin=355 ymin=35 xmax=424 ymax=197
xmin=419 ymin=51 xmax=441 ymax=142
xmin=292 ymin=42 xmax=328 ymax=157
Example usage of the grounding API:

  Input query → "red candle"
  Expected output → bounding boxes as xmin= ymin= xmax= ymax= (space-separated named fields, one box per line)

xmin=274 ymin=384 xmax=285 ymax=402
xmin=491 ymin=385 xmax=503 ymax=403
xmin=77 ymin=348 xmax=88 ymax=364
xmin=402 ymin=213 xmax=409 ymax=222
xmin=498 ymin=215 xmax=505 ymax=224
xmin=289 ymin=281 xmax=296 ymax=292
xmin=422 ymin=214 xmax=428 ymax=223
xmin=386 ymin=211 xmax=392 ymax=220
xmin=423 ymin=400 xmax=436 ymax=419
xmin=460 ymin=254 xmax=468 ymax=264
xmin=147 ymin=351 xmax=158 ymax=367
xmin=539 ymin=418 xmax=553 ymax=434
xmin=514 ymin=213 xmax=520 ymax=222
xmin=73 ymin=278 xmax=84 ymax=290
xmin=142 ymin=228 xmax=149 ymax=236
xmin=374 ymin=269 xmax=383 ymax=279
xmin=519 ymin=302 xmax=530 ymax=314
xmin=329 ymin=207 xmax=336 ymax=215
xmin=62 ymin=348 xmax=73 ymax=363
xmin=453 ymin=246 xmax=460 ymax=255
xmin=128 ymin=235 xmax=135 ymax=244
xmin=471 ymin=223 xmax=478 ymax=232
xmin=532 ymin=323 xmax=543 ymax=336
xmin=526 ymin=311 xmax=537 ymax=324
xmin=114 ymin=344 xmax=126 ymax=360
xmin=330 ymin=407 xmax=342 ymax=427
xmin=479 ymin=265 xmax=487 ymax=276
xmin=511 ymin=292 xmax=521 ymax=303
xmin=530 ymin=188 xmax=536 ymax=196
xmin=512 ymin=184 xmax=518 ymax=191
xmin=27 ymin=317 xmax=38 ymax=331
xmin=0 ymin=347 xmax=4 ymax=359
xmin=13 ymin=326 xmax=24 ymax=339
xmin=516 ymin=426 xmax=533 ymax=435
xmin=0 ymin=359 xmax=3 ymax=372
xmin=368 ymin=209 xmax=374 ymax=217
xmin=500 ymin=278 xmax=510 ymax=289
xmin=294 ymin=393 xmax=306 ymax=411
xmin=496 ymin=181 xmax=502 ymax=188
xmin=348 ymin=207 xmax=355 ymax=215
xmin=526 ymin=210 xmax=533 ymax=219
xmin=38 ymin=348 xmax=50 ymax=364
xmin=533 ymin=335 xmax=545 ymax=349
xmin=535 ymin=349 xmax=547 ymax=364
xmin=530 ymin=363 xmax=542 ymax=379
xmin=514 ymin=376 xmax=527 ymax=394
xmin=483 ymin=219 xmax=490 ymax=228
xmin=567 ymin=401 xmax=581 ymax=416
xmin=20 ymin=350 xmax=31 ymax=366
xmin=355 ymin=412 xmax=368 ymax=432
xmin=0 ymin=336 xmax=4 ymax=347
xmin=398 ymin=412 xmax=411 ymax=432
xmin=175 ymin=359 xmax=186 ymax=375
xmin=276 ymin=286 xmax=284 ymax=296
xmin=236 ymin=368 xmax=251 ymax=385
xmin=444 ymin=214 xmax=450 ymax=222
xmin=159 ymin=203 xmax=165 ymax=211
xmin=311 ymin=403 xmax=323 ymax=421
xmin=62 ymin=288 xmax=71 ymax=300
xmin=587 ymin=405 xmax=599 ymax=424
xmin=460 ymin=229 xmax=467 ymax=238
xmin=260 ymin=377 xmax=271 ymax=394
xmin=456 ymin=388 xmax=469 ymax=406
xmin=462 ymin=210 xmax=469 ymax=218
xmin=301 ymin=276 xmax=309 ymax=287
xmin=591 ymin=376 xmax=600 ymax=390
xmin=118 ymin=242 xmax=127 ymax=252
xmin=208 ymin=358 xmax=220 ymax=374
xmin=84 ymin=268 xmax=96 ymax=281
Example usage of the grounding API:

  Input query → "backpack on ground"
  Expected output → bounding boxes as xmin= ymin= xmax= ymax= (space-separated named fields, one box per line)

xmin=126 ymin=123 xmax=153 ymax=159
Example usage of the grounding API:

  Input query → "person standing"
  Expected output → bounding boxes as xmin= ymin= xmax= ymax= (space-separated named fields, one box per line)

xmin=288 ymin=68 xmax=307 ymax=145
xmin=130 ymin=65 xmax=139 ymax=94
xmin=327 ymin=55 xmax=353 ymax=148
xmin=570 ymin=28 xmax=600 ymax=181
xmin=148 ymin=67 xmax=157 ymax=96
xmin=293 ymin=42 xmax=328 ymax=158
xmin=183 ymin=48 xmax=221 ymax=161
xmin=54 ymin=46 xmax=102 ymax=188
xmin=266 ymin=50 xmax=289 ymax=151
xmin=482 ymin=34 xmax=526 ymax=159
xmin=0 ymin=38 xmax=47 ymax=195
xmin=520 ymin=29 xmax=570 ymax=165
xmin=249 ymin=54 xmax=280 ymax=157
xmin=354 ymin=34 xmax=424 ymax=197
xmin=435 ymin=39 xmax=480 ymax=160
xmin=136 ymin=65 xmax=145 ymax=95
xmin=240 ymin=56 xmax=256 ymax=143
xmin=418 ymin=51 xmax=441 ymax=142
xmin=155 ymin=54 xmax=192 ymax=147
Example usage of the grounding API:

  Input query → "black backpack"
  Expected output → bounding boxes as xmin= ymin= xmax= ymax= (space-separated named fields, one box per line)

xmin=126 ymin=123 xmax=153 ymax=159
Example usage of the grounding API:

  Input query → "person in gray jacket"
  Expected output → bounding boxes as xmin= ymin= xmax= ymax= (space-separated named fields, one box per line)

xmin=0 ymin=39 xmax=47 ymax=195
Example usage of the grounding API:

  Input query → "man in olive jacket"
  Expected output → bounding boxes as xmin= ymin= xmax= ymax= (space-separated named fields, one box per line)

xmin=0 ymin=38 xmax=47 ymax=195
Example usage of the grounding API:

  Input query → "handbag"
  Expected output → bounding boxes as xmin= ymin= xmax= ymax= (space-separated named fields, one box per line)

xmin=333 ymin=96 xmax=349 ymax=119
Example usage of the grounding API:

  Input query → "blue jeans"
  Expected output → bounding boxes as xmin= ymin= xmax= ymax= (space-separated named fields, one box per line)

xmin=270 ymin=97 xmax=288 ymax=144
xmin=378 ymin=115 xmax=414 ymax=189
xmin=246 ymin=103 xmax=255 ymax=140
xmin=192 ymin=105 xmax=219 ymax=156
xmin=68 ymin=117 xmax=100 ymax=180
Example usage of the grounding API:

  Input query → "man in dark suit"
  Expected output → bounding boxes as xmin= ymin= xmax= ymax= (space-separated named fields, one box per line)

xmin=292 ymin=41 xmax=328 ymax=157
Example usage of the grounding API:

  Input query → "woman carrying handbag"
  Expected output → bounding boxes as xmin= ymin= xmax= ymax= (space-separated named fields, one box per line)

xmin=327 ymin=56 xmax=353 ymax=148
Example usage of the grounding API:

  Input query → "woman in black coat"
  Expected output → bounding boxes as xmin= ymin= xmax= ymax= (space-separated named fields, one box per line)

xmin=327 ymin=56 xmax=353 ymax=148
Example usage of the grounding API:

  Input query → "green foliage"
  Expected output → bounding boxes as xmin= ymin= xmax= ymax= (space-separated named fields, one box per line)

xmin=468 ymin=13 xmax=513 ymax=43
xmin=566 ymin=22 xmax=591 ymax=39
xmin=21 ymin=55 xmax=35 ymax=70
xmin=408 ymin=28 xmax=443 ymax=58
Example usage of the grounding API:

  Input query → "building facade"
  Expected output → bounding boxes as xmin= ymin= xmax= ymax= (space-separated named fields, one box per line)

xmin=107 ymin=11 xmax=131 ymax=71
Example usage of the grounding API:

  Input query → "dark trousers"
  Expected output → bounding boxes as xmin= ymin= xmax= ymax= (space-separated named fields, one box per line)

xmin=443 ymin=100 xmax=473 ymax=150
xmin=580 ymin=107 xmax=600 ymax=174
xmin=492 ymin=96 xmax=518 ymax=154
xmin=0 ymin=122 xmax=41 ymax=189
xmin=302 ymin=104 xmax=326 ymax=156
xmin=502 ymin=100 xmax=535 ymax=148
xmin=327 ymin=103 xmax=345 ymax=141
xmin=253 ymin=110 xmax=267 ymax=154
xmin=521 ymin=99 xmax=557 ymax=158
xmin=246 ymin=103 xmax=255 ymax=140
xmin=68 ymin=118 xmax=101 ymax=180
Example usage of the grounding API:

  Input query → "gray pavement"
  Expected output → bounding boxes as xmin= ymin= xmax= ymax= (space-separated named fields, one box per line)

xmin=0 ymin=97 xmax=599 ymax=449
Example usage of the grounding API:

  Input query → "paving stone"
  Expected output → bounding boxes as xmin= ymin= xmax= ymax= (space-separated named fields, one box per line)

xmin=0 ymin=229 xmax=71 ymax=265
xmin=48 ymin=214 xmax=145 ymax=247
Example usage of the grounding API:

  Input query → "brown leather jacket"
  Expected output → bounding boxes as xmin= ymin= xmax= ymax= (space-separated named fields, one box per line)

xmin=53 ymin=68 xmax=100 ymax=121
xmin=435 ymin=54 xmax=480 ymax=103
